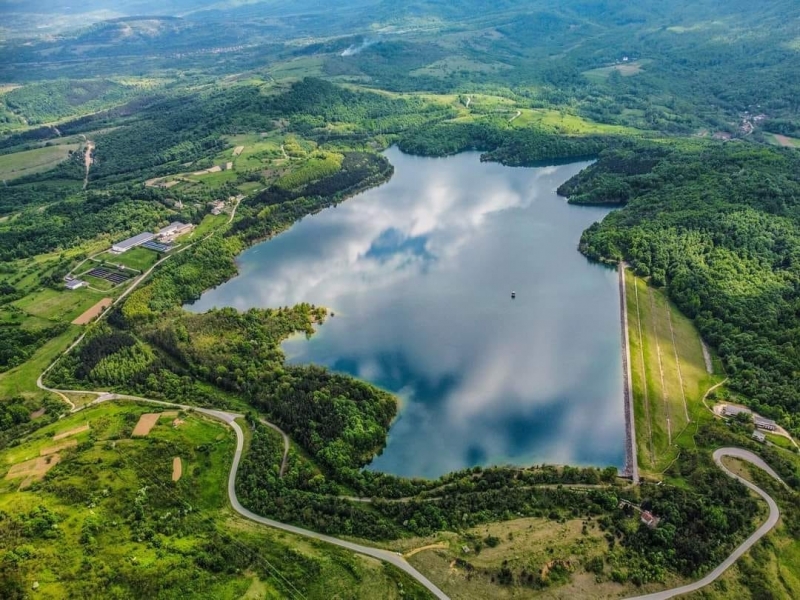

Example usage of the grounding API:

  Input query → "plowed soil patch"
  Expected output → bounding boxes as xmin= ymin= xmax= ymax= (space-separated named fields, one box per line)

xmin=72 ymin=298 xmax=112 ymax=324
xmin=132 ymin=413 xmax=160 ymax=437
xmin=172 ymin=457 xmax=182 ymax=481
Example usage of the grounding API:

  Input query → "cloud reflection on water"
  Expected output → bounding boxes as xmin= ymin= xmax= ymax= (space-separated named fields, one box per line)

xmin=190 ymin=149 xmax=625 ymax=478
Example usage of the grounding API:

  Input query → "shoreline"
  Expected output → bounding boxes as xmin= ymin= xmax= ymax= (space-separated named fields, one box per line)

xmin=618 ymin=261 xmax=639 ymax=483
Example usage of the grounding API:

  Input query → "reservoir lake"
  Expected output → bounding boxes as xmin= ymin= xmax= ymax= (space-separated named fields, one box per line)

xmin=190 ymin=148 xmax=624 ymax=478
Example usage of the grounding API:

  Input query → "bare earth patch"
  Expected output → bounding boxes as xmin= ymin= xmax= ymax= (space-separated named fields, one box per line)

xmin=6 ymin=455 xmax=62 ymax=488
xmin=72 ymin=297 xmax=112 ymax=325
xmin=172 ymin=457 xmax=182 ymax=481
xmin=41 ymin=440 xmax=77 ymax=456
xmin=30 ymin=407 xmax=46 ymax=419
xmin=132 ymin=413 xmax=160 ymax=436
xmin=53 ymin=424 xmax=89 ymax=441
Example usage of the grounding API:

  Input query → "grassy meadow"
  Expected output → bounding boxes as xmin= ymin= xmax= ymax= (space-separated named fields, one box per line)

xmin=625 ymin=268 xmax=723 ymax=477
xmin=0 ymin=144 xmax=79 ymax=180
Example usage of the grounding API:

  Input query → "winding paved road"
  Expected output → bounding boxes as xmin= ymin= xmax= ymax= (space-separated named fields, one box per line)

xmin=627 ymin=448 xmax=785 ymax=600
xmin=70 ymin=393 xmax=450 ymax=599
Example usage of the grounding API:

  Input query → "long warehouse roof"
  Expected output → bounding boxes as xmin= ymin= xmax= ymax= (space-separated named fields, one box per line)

xmin=113 ymin=232 xmax=155 ymax=249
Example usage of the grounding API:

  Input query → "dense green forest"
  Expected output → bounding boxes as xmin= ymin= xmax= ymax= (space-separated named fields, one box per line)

xmin=3 ymin=79 xmax=145 ymax=125
xmin=568 ymin=142 xmax=800 ymax=435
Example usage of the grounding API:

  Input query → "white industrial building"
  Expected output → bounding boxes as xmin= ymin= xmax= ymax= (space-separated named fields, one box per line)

xmin=110 ymin=232 xmax=155 ymax=254
xmin=157 ymin=221 xmax=193 ymax=241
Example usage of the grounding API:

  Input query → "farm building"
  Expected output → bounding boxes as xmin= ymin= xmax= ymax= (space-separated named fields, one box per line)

xmin=157 ymin=221 xmax=193 ymax=240
xmin=111 ymin=232 xmax=155 ymax=254
xmin=754 ymin=417 xmax=777 ymax=431
xmin=640 ymin=511 xmax=659 ymax=528
xmin=210 ymin=200 xmax=225 ymax=215
xmin=722 ymin=405 xmax=751 ymax=418
xmin=65 ymin=279 xmax=87 ymax=290
xmin=752 ymin=430 xmax=766 ymax=443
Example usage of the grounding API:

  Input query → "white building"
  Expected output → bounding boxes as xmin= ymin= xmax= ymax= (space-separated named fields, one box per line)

xmin=111 ymin=232 xmax=155 ymax=254
xmin=157 ymin=221 xmax=193 ymax=240
xmin=65 ymin=279 xmax=87 ymax=290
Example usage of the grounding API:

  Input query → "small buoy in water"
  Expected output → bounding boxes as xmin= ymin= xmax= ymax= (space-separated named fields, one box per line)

xmin=511 ymin=291 xmax=516 ymax=299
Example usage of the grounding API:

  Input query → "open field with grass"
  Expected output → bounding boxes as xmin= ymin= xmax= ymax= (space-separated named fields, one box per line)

xmin=0 ymin=401 xmax=432 ymax=598
xmin=268 ymin=56 xmax=325 ymax=80
xmin=182 ymin=213 xmax=230 ymax=241
xmin=187 ymin=168 xmax=239 ymax=187
xmin=13 ymin=286 xmax=107 ymax=322
xmin=625 ymin=268 xmax=723 ymax=476
xmin=510 ymin=108 xmax=638 ymax=134
xmin=403 ymin=515 xmax=684 ymax=599
xmin=582 ymin=60 xmax=650 ymax=83
xmin=0 ymin=325 xmax=79 ymax=400
xmin=0 ymin=144 xmax=79 ymax=180
xmin=98 ymin=246 xmax=160 ymax=271
xmin=766 ymin=132 xmax=800 ymax=148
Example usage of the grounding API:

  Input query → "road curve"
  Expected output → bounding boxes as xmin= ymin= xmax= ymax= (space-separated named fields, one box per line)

xmin=627 ymin=448 xmax=784 ymax=600
xmin=225 ymin=416 xmax=449 ymax=599
xmin=57 ymin=393 xmax=450 ymax=600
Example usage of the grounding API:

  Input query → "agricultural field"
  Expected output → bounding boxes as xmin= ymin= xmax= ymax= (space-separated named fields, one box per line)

xmin=582 ymin=60 xmax=650 ymax=83
xmin=625 ymin=268 xmax=724 ymax=476
xmin=13 ymin=286 xmax=107 ymax=322
xmin=766 ymin=132 xmax=800 ymax=148
xmin=0 ymin=144 xmax=79 ymax=180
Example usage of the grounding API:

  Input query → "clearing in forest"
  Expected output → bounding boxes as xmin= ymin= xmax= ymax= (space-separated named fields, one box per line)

xmin=132 ymin=413 xmax=160 ymax=437
xmin=625 ymin=269 xmax=721 ymax=475
xmin=0 ymin=144 xmax=80 ymax=180
xmin=772 ymin=134 xmax=800 ymax=148
xmin=53 ymin=424 xmax=89 ymax=441
xmin=72 ymin=297 xmax=112 ymax=324
xmin=172 ymin=457 xmax=182 ymax=481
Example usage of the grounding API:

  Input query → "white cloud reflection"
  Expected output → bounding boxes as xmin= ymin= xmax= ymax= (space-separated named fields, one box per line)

xmin=191 ymin=149 xmax=625 ymax=478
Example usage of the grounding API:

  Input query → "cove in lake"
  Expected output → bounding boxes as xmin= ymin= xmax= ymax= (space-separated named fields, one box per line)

xmin=190 ymin=148 xmax=624 ymax=479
